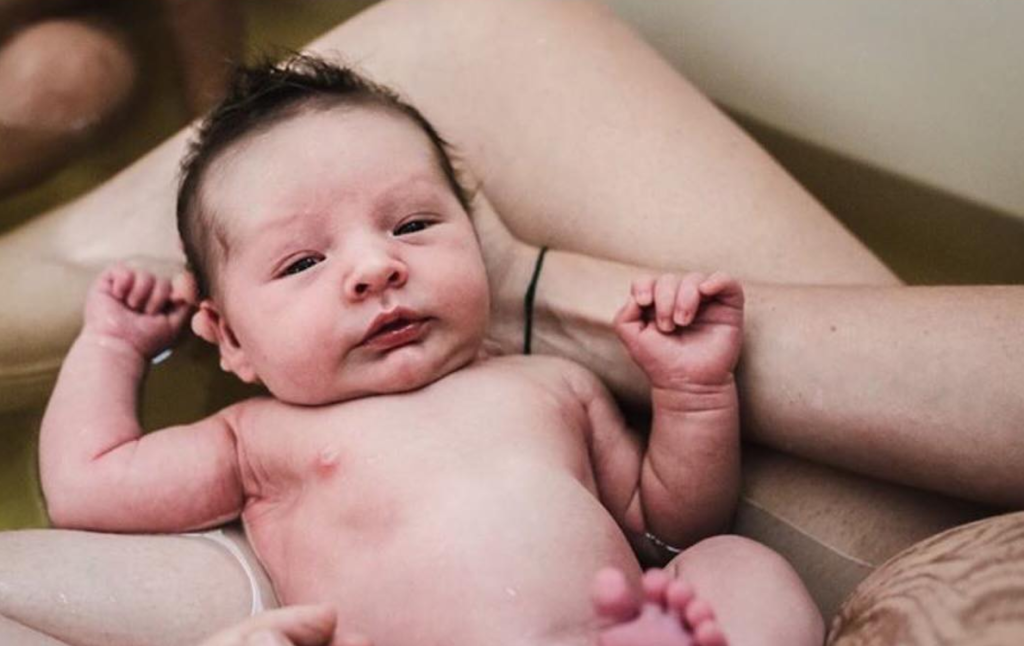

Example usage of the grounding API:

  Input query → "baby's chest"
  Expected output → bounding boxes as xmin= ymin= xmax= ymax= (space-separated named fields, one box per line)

xmin=240 ymin=367 xmax=593 ymax=497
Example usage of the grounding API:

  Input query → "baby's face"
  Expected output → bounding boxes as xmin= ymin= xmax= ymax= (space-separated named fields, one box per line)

xmin=201 ymin=107 xmax=490 ymax=404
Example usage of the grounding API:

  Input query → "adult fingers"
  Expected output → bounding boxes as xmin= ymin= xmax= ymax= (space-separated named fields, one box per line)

xmin=243 ymin=630 xmax=291 ymax=646
xmin=199 ymin=605 xmax=338 ymax=646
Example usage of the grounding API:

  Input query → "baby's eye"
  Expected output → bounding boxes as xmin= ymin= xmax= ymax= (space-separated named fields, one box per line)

xmin=282 ymin=255 xmax=321 ymax=276
xmin=394 ymin=219 xmax=432 ymax=236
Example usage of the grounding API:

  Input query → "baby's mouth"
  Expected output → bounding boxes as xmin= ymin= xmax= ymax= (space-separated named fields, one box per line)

xmin=361 ymin=310 xmax=431 ymax=350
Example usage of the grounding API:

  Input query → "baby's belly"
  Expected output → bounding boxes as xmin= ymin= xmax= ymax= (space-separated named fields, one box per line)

xmin=245 ymin=465 xmax=640 ymax=646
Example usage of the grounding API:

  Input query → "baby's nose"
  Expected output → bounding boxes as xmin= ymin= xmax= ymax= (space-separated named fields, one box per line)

xmin=345 ymin=257 xmax=408 ymax=299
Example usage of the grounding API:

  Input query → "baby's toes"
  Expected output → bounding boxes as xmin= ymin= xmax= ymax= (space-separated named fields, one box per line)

xmin=641 ymin=568 xmax=672 ymax=606
xmin=127 ymin=272 xmax=155 ymax=310
xmin=683 ymin=599 xmax=716 ymax=632
xmin=592 ymin=567 xmax=640 ymax=624
xmin=693 ymin=621 xmax=728 ymax=646
xmin=665 ymin=578 xmax=695 ymax=614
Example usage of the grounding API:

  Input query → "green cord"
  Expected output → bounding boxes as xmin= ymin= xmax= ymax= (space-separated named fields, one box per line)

xmin=523 ymin=247 xmax=549 ymax=355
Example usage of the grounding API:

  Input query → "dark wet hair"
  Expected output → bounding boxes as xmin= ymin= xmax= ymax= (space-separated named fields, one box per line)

xmin=177 ymin=54 xmax=473 ymax=299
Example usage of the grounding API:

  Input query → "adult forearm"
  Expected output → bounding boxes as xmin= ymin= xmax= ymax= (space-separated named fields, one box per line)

xmin=518 ymin=248 xmax=1024 ymax=507
xmin=738 ymin=283 xmax=1024 ymax=506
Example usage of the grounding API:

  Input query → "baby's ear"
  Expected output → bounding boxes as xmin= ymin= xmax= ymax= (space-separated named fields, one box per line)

xmin=192 ymin=301 xmax=259 ymax=384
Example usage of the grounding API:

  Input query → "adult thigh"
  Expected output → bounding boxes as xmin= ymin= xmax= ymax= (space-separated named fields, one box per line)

xmin=308 ymin=0 xmax=897 ymax=285
xmin=0 ymin=530 xmax=255 ymax=646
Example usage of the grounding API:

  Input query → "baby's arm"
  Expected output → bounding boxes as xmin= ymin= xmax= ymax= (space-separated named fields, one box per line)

xmin=578 ymin=272 xmax=743 ymax=559
xmin=40 ymin=265 xmax=244 ymax=533
xmin=616 ymin=272 xmax=743 ymax=549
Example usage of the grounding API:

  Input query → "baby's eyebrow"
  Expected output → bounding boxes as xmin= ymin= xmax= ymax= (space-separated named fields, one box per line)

xmin=254 ymin=210 xmax=314 ymax=236
xmin=371 ymin=176 xmax=451 ymax=213
xmin=248 ymin=174 xmax=449 ymax=245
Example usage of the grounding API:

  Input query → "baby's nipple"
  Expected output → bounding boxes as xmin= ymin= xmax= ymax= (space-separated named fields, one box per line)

xmin=315 ymin=446 xmax=340 ymax=476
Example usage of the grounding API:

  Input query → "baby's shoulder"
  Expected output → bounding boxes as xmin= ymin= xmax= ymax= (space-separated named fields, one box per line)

xmin=213 ymin=394 xmax=300 ymax=435
xmin=484 ymin=354 xmax=604 ymax=398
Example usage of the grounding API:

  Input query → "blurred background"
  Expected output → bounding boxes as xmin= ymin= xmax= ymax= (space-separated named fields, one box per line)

xmin=0 ymin=0 xmax=375 ymax=234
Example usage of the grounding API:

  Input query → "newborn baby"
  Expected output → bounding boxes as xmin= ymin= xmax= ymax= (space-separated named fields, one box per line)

xmin=40 ymin=57 xmax=821 ymax=646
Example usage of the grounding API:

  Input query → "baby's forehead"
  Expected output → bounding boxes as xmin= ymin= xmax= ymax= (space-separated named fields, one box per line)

xmin=201 ymin=109 xmax=451 ymax=230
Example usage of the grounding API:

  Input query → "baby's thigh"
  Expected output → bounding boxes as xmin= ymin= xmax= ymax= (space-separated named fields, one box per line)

xmin=0 ymin=528 xmax=266 ymax=646
xmin=667 ymin=535 xmax=824 ymax=646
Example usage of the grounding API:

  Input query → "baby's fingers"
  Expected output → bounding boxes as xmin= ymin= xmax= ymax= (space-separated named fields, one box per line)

xmin=144 ymin=278 xmax=173 ymax=315
xmin=613 ymin=296 xmax=646 ymax=351
xmin=165 ymin=299 xmax=193 ymax=333
xmin=126 ymin=271 xmax=156 ymax=310
xmin=630 ymin=276 xmax=655 ymax=308
xmin=105 ymin=265 xmax=135 ymax=301
xmin=673 ymin=273 xmax=706 ymax=327
xmin=171 ymin=271 xmax=199 ymax=306
xmin=653 ymin=274 xmax=683 ymax=332
xmin=699 ymin=272 xmax=744 ymax=310
xmin=614 ymin=295 xmax=644 ymax=327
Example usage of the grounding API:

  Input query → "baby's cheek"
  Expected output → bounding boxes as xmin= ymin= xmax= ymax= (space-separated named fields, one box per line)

xmin=259 ymin=345 xmax=341 ymax=404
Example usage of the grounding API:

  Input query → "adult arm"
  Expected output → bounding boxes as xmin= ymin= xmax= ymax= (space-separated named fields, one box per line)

xmin=482 ymin=224 xmax=1024 ymax=508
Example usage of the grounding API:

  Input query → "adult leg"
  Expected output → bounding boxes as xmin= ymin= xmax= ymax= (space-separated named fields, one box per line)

xmin=0 ymin=528 xmax=275 ymax=646
xmin=594 ymin=536 xmax=825 ymax=646
xmin=0 ymin=0 xmax=899 ymax=409
xmin=666 ymin=536 xmax=824 ymax=646
xmin=306 ymin=0 xmax=896 ymax=285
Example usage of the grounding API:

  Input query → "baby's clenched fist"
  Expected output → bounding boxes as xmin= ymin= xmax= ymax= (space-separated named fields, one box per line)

xmin=614 ymin=272 xmax=744 ymax=390
xmin=82 ymin=264 xmax=192 ymax=359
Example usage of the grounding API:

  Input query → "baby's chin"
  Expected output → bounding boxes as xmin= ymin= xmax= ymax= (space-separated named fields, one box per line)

xmin=267 ymin=349 xmax=481 ymax=406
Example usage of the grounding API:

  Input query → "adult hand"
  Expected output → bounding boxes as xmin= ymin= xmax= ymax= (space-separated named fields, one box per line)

xmin=198 ymin=604 xmax=370 ymax=646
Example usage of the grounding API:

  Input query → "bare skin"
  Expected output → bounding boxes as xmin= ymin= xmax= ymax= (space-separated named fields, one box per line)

xmin=3 ymin=1 xmax=1018 ymax=645
xmin=197 ymin=605 xmax=344 ymax=646
xmin=593 ymin=569 xmax=724 ymax=646
xmin=5 ymin=0 xmax=1021 ymax=510
xmin=37 ymin=106 xmax=820 ymax=646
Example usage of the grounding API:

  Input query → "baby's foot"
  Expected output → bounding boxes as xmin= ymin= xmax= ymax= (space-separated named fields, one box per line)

xmin=592 ymin=568 xmax=727 ymax=646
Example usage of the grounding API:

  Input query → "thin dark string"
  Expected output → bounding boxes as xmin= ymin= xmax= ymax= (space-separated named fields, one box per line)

xmin=523 ymin=246 xmax=549 ymax=355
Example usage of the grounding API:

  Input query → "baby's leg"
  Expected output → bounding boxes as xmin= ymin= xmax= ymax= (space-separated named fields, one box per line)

xmin=0 ymin=527 xmax=275 ymax=646
xmin=594 ymin=536 xmax=824 ymax=646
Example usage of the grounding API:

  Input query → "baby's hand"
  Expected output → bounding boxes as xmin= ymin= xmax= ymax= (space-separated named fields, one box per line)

xmin=614 ymin=272 xmax=744 ymax=390
xmin=82 ymin=265 xmax=193 ymax=359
